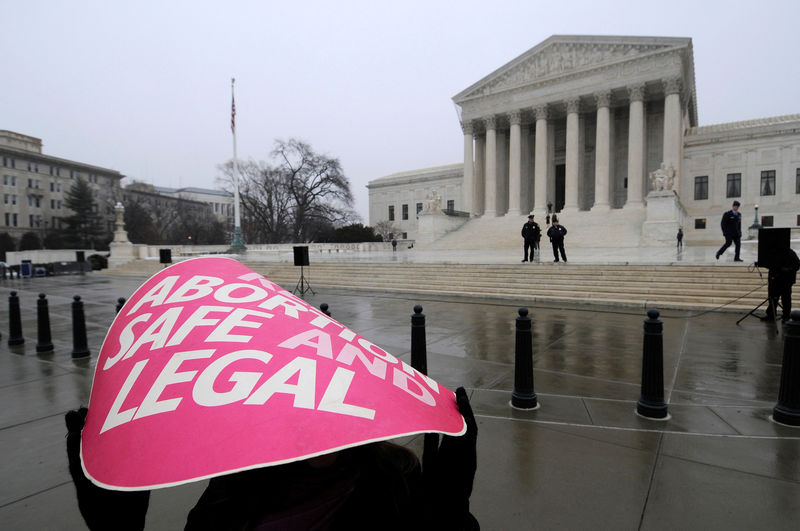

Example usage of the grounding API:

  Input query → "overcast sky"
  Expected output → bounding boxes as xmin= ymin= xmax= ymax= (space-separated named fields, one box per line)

xmin=3 ymin=0 xmax=798 ymax=222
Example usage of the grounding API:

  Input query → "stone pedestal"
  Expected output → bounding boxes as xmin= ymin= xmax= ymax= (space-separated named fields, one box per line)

xmin=641 ymin=190 xmax=685 ymax=244
xmin=416 ymin=210 xmax=469 ymax=247
xmin=108 ymin=202 xmax=137 ymax=268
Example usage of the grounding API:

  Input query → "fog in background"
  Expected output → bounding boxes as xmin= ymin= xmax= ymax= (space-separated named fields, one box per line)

xmin=3 ymin=0 xmax=798 ymax=222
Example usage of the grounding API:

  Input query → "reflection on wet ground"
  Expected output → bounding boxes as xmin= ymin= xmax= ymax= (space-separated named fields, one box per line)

xmin=1 ymin=273 xmax=799 ymax=529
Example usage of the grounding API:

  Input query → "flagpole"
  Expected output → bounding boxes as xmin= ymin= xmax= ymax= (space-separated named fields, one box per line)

xmin=228 ymin=77 xmax=246 ymax=253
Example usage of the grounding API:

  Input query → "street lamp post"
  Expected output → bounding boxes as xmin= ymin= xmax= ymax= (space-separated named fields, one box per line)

xmin=748 ymin=203 xmax=761 ymax=240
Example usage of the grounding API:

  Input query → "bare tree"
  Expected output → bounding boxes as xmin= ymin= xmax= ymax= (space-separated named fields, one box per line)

xmin=218 ymin=139 xmax=357 ymax=243
xmin=373 ymin=220 xmax=398 ymax=241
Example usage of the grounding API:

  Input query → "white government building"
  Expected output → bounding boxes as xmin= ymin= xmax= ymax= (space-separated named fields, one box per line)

xmin=367 ymin=35 xmax=800 ymax=249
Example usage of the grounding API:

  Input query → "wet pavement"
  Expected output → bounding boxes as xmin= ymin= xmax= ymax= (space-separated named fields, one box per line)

xmin=1 ymin=272 xmax=799 ymax=530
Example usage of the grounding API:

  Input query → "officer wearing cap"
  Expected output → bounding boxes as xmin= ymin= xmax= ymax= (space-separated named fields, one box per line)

xmin=520 ymin=214 xmax=541 ymax=262
xmin=716 ymin=200 xmax=743 ymax=262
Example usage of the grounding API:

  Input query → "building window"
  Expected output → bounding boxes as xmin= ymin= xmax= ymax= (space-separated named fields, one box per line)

xmin=761 ymin=170 xmax=776 ymax=196
xmin=402 ymin=204 xmax=408 ymax=220
xmin=2 ymin=174 xmax=6 ymax=185
xmin=11 ymin=194 xmax=16 ymax=205
xmin=11 ymin=176 xmax=15 ymax=186
xmin=796 ymin=169 xmax=800 ymax=194
xmin=51 ymin=199 xmax=55 ymax=209
xmin=3 ymin=194 xmax=7 ymax=204
xmin=388 ymin=205 xmax=395 ymax=221
xmin=12 ymin=213 xmax=17 ymax=227
xmin=761 ymin=215 xmax=774 ymax=227
xmin=694 ymin=176 xmax=708 ymax=200
xmin=726 ymin=173 xmax=741 ymax=198
xmin=402 ymin=232 xmax=407 ymax=239
xmin=447 ymin=199 xmax=455 ymax=211
xmin=416 ymin=202 xmax=423 ymax=214
xmin=695 ymin=218 xmax=706 ymax=229
xmin=57 ymin=183 xmax=61 ymax=192
xmin=3 ymin=213 xmax=8 ymax=226
xmin=796 ymin=214 xmax=800 ymax=226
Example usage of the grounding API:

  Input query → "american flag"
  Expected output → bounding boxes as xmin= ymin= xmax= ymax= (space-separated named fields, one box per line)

xmin=231 ymin=94 xmax=236 ymax=132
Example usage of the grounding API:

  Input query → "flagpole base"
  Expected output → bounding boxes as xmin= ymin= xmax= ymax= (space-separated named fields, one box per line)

xmin=227 ymin=226 xmax=247 ymax=254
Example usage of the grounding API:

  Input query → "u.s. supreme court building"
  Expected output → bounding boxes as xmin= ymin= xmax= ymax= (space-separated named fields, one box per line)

xmin=367 ymin=35 xmax=800 ymax=249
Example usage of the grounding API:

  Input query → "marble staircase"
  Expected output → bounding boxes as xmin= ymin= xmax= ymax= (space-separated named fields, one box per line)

xmin=421 ymin=207 xmax=651 ymax=250
xmin=240 ymin=261 xmax=765 ymax=312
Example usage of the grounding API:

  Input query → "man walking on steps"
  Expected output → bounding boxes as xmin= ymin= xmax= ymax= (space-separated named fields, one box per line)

xmin=547 ymin=216 xmax=568 ymax=263
xmin=716 ymin=200 xmax=743 ymax=262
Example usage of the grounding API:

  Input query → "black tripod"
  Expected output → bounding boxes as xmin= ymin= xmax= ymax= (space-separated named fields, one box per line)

xmin=737 ymin=296 xmax=779 ymax=327
xmin=293 ymin=265 xmax=315 ymax=296
xmin=737 ymin=264 xmax=779 ymax=332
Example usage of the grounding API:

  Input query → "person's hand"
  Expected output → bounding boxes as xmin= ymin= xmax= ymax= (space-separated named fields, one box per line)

xmin=65 ymin=407 xmax=150 ymax=531
xmin=422 ymin=387 xmax=479 ymax=530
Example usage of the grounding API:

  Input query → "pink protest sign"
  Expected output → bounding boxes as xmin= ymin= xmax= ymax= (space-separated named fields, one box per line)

xmin=81 ymin=257 xmax=465 ymax=490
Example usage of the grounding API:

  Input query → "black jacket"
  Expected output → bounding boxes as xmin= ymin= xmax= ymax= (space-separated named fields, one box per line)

xmin=721 ymin=209 xmax=742 ymax=238
xmin=521 ymin=221 xmax=541 ymax=241
xmin=547 ymin=224 xmax=567 ymax=242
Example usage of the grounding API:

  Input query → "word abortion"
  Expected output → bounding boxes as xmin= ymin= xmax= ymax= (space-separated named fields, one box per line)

xmin=100 ymin=273 xmax=441 ymax=434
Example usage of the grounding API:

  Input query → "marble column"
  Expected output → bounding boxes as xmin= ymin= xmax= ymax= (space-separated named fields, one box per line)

xmin=563 ymin=98 xmax=581 ymax=211
xmin=592 ymin=91 xmax=612 ymax=211
xmin=662 ymin=77 xmax=683 ymax=183
xmin=474 ymin=134 xmax=485 ymax=216
xmin=625 ymin=84 xmax=645 ymax=208
xmin=461 ymin=121 xmax=475 ymax=215
xmin=533 ymin=105 xmax=549 ymax=212
xmin=506 ymin=111 xmax=522 ymax=216
xmin=484 ymin=116 xmax=497 ymax=216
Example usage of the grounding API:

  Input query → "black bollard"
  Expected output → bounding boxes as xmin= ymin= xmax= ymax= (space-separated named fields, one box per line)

xmin=71 ymin=295 xmax=90 ymax=359
xmin=319 ymin=303 xmax=331 ymax=317
xmin=511 ymin=307 xmax=538 ymax=409
xmin=116 ymin=297 xmax=126 ymax=314
xmin=773 ymin=310 xmax=800 ymax=426
xmin=8 ymin=291 xmax=24 ymax=346
xmin=36 ymin=293 xmax=54 ymax=353
xmin=637 ymin=308 xmax=668 ymax=419
xmin=411 ymin=305 xmax=427 ymax=375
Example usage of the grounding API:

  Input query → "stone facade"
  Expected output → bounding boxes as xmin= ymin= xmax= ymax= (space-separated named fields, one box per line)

xmin=368 ymin=35 xmax=800 ymax=246
xmin=1 ymin=130 xmax=124 ymax=241
xmin=367 ymin=164 xmax=463 ymax=240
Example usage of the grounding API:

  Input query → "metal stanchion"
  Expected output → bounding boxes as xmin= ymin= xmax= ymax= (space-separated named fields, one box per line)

xmin=71 ymin=295 xmax=90 ymax=359
xmin=411 ymin=305 xmax=427 ymax=375
xmin=511 ymin=307 xmax=538 ymax=409
xmin=36 ymin=293 xmax=54 ymax=353
xmin=8 ymin=291 xmax=24 ymax=346
xmin=636 ymin=308 xmax=669 ymax=419
xmin=772 ymin=310 xmax=800 ymax=426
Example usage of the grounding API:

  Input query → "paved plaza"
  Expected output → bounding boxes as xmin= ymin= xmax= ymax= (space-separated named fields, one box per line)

xmin=1 ymin=267 xmax=799 ymax=530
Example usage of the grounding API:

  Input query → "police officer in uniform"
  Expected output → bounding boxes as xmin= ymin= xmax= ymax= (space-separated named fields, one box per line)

xmin=547 ymin=216 xmax=567 ymax=263
xmin=520 ymin=214 xmax=541 ymax=263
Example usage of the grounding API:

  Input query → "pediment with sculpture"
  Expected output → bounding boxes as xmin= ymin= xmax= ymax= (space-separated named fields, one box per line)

xmin=454 ymin=37 xmax=689 ymax=101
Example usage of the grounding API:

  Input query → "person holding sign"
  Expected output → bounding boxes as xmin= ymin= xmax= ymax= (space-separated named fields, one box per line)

xmin=65 ymin=257 xmax=479 ymax=530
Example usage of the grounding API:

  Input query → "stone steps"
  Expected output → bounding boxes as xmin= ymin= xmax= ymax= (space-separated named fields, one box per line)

xmin=103 ymin=259 xmax=767 ymax=311
xmin=242 ymin=262 xmax=767 ymax=312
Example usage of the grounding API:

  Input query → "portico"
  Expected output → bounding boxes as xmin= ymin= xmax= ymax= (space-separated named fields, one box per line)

xmin=454 ymin=36 xmax=696 ymax=218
